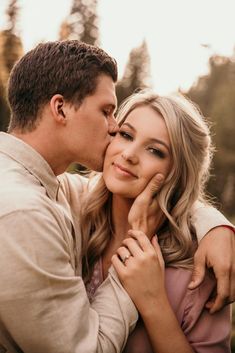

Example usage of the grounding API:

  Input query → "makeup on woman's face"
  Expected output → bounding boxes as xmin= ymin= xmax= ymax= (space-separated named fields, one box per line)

xmin=103 ymin=105 xmax=172 ymax=199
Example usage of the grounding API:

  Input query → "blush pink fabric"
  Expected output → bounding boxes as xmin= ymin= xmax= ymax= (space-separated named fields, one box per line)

xmin=86 ymin=259 xmax=231 ymax=353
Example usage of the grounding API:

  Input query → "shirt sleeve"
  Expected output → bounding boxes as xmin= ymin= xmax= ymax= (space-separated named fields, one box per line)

xmin=191 ymin=201 xmax=235 ymax=241
xmin=181 ymin=273 xmax=231 ymax=353
xmin=0 ymin=206 xmax=138 ymax=353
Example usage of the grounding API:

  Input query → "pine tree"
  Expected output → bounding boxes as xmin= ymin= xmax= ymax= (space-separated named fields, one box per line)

xmin=59 ymin=0 xmax=99 ymax=46
xmin=187 ymin=55 xmax=235 ymax=217
xmin=116 ymin=40 xmax=151 ymax=105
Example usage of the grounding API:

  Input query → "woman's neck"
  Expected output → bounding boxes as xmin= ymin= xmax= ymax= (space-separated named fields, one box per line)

xmin=102 ymin=194 xmax=134 ymax=279
xmin=111 ymin=194 xmax=134 ymax=241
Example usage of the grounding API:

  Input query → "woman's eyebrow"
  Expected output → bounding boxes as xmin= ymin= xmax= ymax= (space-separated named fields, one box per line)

xmin=148 ymin=138 xmax=171 ymax=153
xmin=122 ymin=122 xmax=135 ymax=130
xmin=122 ymin=122 xmax=170 ymax=152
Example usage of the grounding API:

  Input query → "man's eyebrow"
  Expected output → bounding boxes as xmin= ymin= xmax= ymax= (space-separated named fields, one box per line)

xmin=122 ymin=122 xmax=136 ymax=131
xmin=122 ymin=122 xmax=171 ymax=152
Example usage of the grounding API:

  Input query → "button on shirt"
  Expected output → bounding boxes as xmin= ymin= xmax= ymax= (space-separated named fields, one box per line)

xmin=0 ymin=132 xmax=138 ymax=353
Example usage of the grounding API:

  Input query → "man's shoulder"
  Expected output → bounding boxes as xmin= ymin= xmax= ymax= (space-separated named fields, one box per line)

xmin=0 ymin=177 xmax=53 ymax=219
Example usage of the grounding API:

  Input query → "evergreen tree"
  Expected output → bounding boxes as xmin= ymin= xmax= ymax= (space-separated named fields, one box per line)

xmin=187 ymin=55 xmax=235 ymax=217
xmin=59 ymin=0 xmax=99 ymax=46
xmin=116 ymin=40 xmax=151 ymax=105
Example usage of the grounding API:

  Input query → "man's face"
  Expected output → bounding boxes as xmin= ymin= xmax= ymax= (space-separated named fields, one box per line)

xmin=65 ymin=74 xmax=118 ymax=171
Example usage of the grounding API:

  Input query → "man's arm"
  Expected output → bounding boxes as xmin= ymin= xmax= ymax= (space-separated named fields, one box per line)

xmin=0 ymin=208 xmax=137 ymax=353
xmin=190 ymin=202 xmax=235 ymax=313
xmin=190 ymin=201 xmax=234 ymax=241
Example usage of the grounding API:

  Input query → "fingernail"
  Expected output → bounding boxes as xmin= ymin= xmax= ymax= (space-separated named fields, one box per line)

xmin=155 ymin=174 xmax=164 ymax=182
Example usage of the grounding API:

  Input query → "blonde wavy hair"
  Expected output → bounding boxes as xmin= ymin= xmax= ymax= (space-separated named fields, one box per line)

xmin=80 ymin=90 xmax=213 ymax=282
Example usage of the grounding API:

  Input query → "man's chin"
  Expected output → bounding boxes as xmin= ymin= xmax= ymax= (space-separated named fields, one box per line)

xmin=94 ymin=164 xmax=103 ymax=173
xmin=88 ymin=159 xmax=104 ymax=173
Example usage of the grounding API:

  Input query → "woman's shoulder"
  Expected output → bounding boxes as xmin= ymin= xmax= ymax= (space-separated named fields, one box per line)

xmin=165 ymin=267 xmax=231 ymax=352
xmin=165 ymin=267 xmax=216 ymax=322
xmin=165 ymin=267 xmax=193 ymax=319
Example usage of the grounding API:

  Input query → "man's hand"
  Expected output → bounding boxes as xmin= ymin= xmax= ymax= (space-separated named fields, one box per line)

xmin=188 ymin=226 xmax=235 ymax=313
xmin=128 ymin=174 xmax=165 ymax=239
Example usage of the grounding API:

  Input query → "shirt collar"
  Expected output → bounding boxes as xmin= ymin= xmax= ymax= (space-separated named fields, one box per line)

xmin=0 ymin=132 xmax=60 ymax=200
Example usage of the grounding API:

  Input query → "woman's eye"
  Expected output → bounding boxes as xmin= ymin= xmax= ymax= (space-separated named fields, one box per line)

xmin=119 ymin=131 xmax=133 ymax=140
xmin=149 ymin=148 xmax=165 ymax=159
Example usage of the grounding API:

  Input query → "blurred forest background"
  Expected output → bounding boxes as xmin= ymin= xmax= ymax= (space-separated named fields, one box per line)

xmin=0 ymin=0 xmax=234 ymax=349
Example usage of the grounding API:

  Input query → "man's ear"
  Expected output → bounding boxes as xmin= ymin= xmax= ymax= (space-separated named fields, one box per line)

xmin=50 ymin=94 xmax=67 ymax=124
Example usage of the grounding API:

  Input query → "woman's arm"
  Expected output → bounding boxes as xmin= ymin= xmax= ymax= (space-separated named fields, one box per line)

xmin=112 ymin=231 xmax=194 ymax=353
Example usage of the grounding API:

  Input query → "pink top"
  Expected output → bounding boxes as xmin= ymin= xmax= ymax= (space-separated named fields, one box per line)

xmin=86 ymin=259 xmax=231 ymax=353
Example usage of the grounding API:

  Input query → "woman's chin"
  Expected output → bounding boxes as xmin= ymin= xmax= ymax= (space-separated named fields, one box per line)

xmin=104 ymin=178 xmax=141 ymax=199
xmin=108 ymin=188 xmax=138 ymax=199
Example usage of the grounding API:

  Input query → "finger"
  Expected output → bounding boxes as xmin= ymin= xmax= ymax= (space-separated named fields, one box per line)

xmin=188 ymin=254 xmax=206 ymax=289
xmin=116 ymin=246 xmax=132 ymax=265
xmin=111 ymin=254 xmax=126 ymax=277
xmin=230 ymin=243 xmax=235 ymax=303
xmin=230 ymin=264 xmax=235 ymax=304
xmin=127 ymin=229 xmax=152 ymax=252
xmin=150 ymin=173 xmax=165 ymax=197
xmin=209 ymin=296 xmax=227 ymax=314
xmin=137 ymin=173 xmax=165 ymax=204
xmin=209 ymin=272 xmax=230 ymax=313
xmin=151 ymin=236 xmax=165 ymax=268
xmin=122 ymin=236 xmax=144 ymax=257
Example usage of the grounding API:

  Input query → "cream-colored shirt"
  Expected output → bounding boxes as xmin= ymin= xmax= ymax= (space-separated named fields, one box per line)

xmin=0 ymin=132 xmax=137 ymax=353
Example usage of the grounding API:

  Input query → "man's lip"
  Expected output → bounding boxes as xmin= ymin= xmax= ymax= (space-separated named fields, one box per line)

xmin=113 ymin=163 xmax=137 ymax=178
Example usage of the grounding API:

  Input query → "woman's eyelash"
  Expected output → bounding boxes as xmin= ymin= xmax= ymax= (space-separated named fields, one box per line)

xmin=119 ymin=131 xmax=133 ymax=140
xmin=118 ymin=131 xmax=166 ymax=158
xmin=149 ymin=148 xmax=165 ymax=159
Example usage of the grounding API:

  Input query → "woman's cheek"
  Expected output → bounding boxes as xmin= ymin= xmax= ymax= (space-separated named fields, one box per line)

xmin=135 ymin=177 xmax=151 ymax=196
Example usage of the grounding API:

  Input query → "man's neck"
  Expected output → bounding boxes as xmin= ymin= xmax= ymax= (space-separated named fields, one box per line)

xmin=11 ymin=130 xmax=69 ymax=176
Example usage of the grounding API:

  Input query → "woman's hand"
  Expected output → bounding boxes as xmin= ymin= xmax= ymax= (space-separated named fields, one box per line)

xmin=112 ymin=230 xmax=167 ymax=315
xmin=112 ymin=231 xmax=194 ymax=353
xmin=128 ymin=174 xmax=165 ymax=239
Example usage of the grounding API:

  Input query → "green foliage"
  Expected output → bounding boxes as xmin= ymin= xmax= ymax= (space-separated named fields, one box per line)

xmin=116 ymin=40 xmax=151 ymax=105
xmin=59 ymin=0 xmax=99 ymax=46
xmin=187 ymin=55 xmax=235 ymax=217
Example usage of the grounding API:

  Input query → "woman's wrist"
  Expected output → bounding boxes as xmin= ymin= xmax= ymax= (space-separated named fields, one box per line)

xmin=139 ymin=291 xmax=170 ymax=321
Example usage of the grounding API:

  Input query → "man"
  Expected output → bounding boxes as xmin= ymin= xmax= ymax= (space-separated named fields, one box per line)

xmin=0 ymin=40 xmax=234 ymax=353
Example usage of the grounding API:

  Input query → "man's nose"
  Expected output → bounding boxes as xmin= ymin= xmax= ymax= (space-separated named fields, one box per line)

xmin=108 ymin=115 xmax=119 ymax=136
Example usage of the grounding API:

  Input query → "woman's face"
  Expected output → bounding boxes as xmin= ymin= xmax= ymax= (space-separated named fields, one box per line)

xmin=103 ymin=105 xmax=172 ymax=199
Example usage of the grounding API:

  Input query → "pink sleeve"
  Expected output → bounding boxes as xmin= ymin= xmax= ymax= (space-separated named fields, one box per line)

xmin=181 ymin=273 xmax=231 ymax=353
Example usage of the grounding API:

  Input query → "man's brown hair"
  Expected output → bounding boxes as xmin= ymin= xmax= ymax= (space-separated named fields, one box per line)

xmin=8 ymin=40 xmax=118 ymax=132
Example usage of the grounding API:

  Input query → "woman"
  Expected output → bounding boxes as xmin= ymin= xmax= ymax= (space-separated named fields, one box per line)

xmin=79 ymin=91 xmax=231 ymax=352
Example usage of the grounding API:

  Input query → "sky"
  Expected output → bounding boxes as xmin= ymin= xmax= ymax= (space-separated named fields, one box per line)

xmin=0 ymin=0 xmax=234 ymax=94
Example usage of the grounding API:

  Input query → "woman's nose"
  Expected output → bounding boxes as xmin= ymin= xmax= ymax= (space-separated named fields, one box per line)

xmin=121 ymin=148 xmax=139 ymax=164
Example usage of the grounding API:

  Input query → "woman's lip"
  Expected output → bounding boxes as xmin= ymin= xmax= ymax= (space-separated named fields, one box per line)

xmin=113 ymin=163 xmax=137 ymax=178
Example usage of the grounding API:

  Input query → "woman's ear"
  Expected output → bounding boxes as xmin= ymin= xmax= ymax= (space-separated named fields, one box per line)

xmin=50 ymin=94 xmax=67 ymax=124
